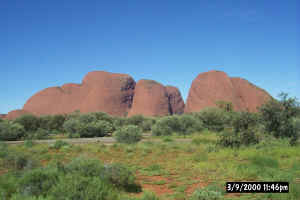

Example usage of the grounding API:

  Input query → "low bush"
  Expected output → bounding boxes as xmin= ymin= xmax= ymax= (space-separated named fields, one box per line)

xmin=232 ymin=112 xmax=259 ymax=133
xmin=190 ymin=188 xmax=223 ymax=200
xmin=63 ymin=118 xmax=113 ymax=138
xmin=195 ymin=108 xmax=231 ymax=132
xmin=259 ymin=93 xmax=299 ymax=139
xmin=102 ymin=163 xmax=138 ymax=191
xmin=64 ymin=157 xmax=105 ymax=177
xmin=24 ymin=140 xmax=35 ymax=148
xmin=0 ymin=141 xmax=8 ymax=158
xmin=14 ymin=114 xmax=41 ymax=132
xmin=63 ymin=118 xmax=80 ymax=134
xmin=290 ymin=117 xmax=300 ymax=145
xmin=0 ymin=121 xmax=25 ymax=141
xmin=114 ymin=125 xmax=142 ymax=144
xmin=177 ymin=114 xmax=204 ymax=136
xmin=39 ymin=115 xmax=66 ymax=132
xmin=218 ymin=129 xmax=259 ymax=148
xmin=79 ymin=121 xmax=113 ymax=138
xmin=50 ymin=140 xmax=69 ymax=150
xmin=26 ymin=128 xmax=50 ymax=140
xmin=3 ymin=151 xmax=39 ymax=171
xmin=126 ymin=115 xmax=146 ymax=127
xmin=18 ymin=167 xmax=59 ymax=196
xmin=151 ymin=116 xmax=179 ymax=136
xmin=50 ymin=174 xmax=117 ymax=200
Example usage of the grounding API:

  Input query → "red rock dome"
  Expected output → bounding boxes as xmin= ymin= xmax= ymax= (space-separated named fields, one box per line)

xmin=23 ymin=71 xmax=135 ymax=116
xmin=128 ymin=80 xmax=170 ymax=117
xmin=185 ymin=70 xmax=271 ymax=113
xmin=165 ymin=86 xmax=185 ymax=114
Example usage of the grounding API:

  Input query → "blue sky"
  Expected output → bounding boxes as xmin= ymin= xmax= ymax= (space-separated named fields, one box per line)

xmin=1 ymin=0 xmax=299 ymax=114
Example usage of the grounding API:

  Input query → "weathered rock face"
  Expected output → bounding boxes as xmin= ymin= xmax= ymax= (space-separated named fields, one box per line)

xmin=0 ymin=114 xmax=7 ymax=119
xmin=230 ymin=77 xmax=271 ymax=112
xmin=185 ymin=70 xmax=271 ymax=113
xmin=128 ymin=80 xmax=170 ymax=117
xmin=23 ymin=71 xmax=135 ymax=117
xmin=165 ymin=86 xmax=185 ymax=114
xmin=5 ymin=109 xmax=32 ymax=120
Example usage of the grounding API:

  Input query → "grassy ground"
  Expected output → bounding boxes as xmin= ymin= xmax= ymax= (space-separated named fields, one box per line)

xmin=1 ymin=130 xmax=300 ymax=200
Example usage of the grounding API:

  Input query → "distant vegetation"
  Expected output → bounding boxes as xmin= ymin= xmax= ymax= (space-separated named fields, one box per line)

xmin=0 ymin=92 xmax=299 ymax=146
xmin=0 ymin=92 xmax=300 ymax=199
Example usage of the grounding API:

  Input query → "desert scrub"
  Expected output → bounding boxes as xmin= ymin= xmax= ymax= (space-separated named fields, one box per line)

xmin=0 ymin=121 xmax=25 ymax=141
xmin=114 ymin=125 xmax=142 ymax=144
xmin=50 ymin=140 xmax=70 ymax=150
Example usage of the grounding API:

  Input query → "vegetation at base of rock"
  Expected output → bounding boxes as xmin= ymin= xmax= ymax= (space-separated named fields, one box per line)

xmin=259 ymin=92 xmax=300 ymax=144
xmin=114 ymin=125 xmax=143 ymax=144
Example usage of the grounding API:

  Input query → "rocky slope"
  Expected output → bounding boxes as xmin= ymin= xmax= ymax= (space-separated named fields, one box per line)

xmin=3 ymin=70 xmax=271 ymax=119
xmin=185 ymin=70 xmax=271 ymax=113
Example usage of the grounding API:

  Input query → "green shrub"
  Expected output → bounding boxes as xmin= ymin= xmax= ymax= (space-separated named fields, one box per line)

xmin=0 ymin=141 xmax=8 ymax=158
xmin=177 ymin=114 xmax=203 ymax=136
xmin=232 ymin=112 xmax=259 ymax=133
xmin=114 ymin=125 xmax=142 ymax=144
xmin=11 ymin=195 xmax=54 ymax=200
xmin=113 ymin=117 xmax=127 ymax=129
xmin=3 ymin=151 xmax=39 ymax=171
xmin=51 ymin=140 xmax=69 ymax=150
xmin=63 ymin=118 xmax=80 ymax=134
xmin=141 ymin=118 xmax=156 ymax=132
xmin=151 ymin=116 xmax=179 ymax=136
xmin=0 ymin=173 xmax=19 ymax=199
xmin=64 ymin=157 xmax=105 ymax=177
xmin=259 ymin=93 xmax=299 ymax=139
xmin=26 ymin=128 xmax=49 ymax=140
xmin=0 ymin=121 xmax=25 ymax=141
xmin=50 ymin=174 xmax=117 ymax=200
xmin=18 ymin=167 xmax=59 ymax=196
xmin=14 ymin=114 xmax=41 ymax=132
xmin=190 ymin=186 xmax=224 ymax=200
xmin=139 ymin=191 xmax=160 ymax=200
xmin=39 ymin=115 xmax=66 ymax=132
xmin=24 ymin=140 xmax=35 ymax=148
xmin=290 ymin=117 xmax=300 ymax=145
xmin=63 ymin=118 xmax=112 ymax=138
xmin=79 ymin=121 xmax=113 ymax=137
xmin=126 ymin=115 xmax=145 ymax=126
xmin=92 ymin=112 xmax=114 ymax=124
xmin=218 ymin=129 xmax=259 ymax=148
xmin=67 ymin=132 xmax=80 ymax=138
xmin=102 ymin=163 xmax=138 ymax=191
xmin=195 ymin=108 xmax=231 ymax=132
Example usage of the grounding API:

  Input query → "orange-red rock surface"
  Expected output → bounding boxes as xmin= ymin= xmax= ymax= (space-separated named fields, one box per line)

xmin=185 ymin=70 xmax=271 ymax=113
xmin=128 ymin=80 xmax=170 ymax=117
xmin=166 ymin=86 xmax=185 ymax=114
xmin=4 ymin=70 xmax=272 ymax=119
xmin=5 ymin=109 xmax=32 ymax=120
xmin=23 ymin=71 xmax=135 ymax=117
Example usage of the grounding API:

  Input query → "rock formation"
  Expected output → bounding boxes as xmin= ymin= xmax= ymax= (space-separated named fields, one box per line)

xmin=5 ymin=109 xmax=32 ymax=120
xmin=166 ymin=86 xmax=185 ymax=114
xmin=0 ymin=114 xmax=7 ymax=119
xmin=4 ymin=70 xmax=272 ymax=119
xmin=185 ymin=70 xmax=271 ymax=113
xmin=128 ymin=80 xmax=170 ymax=117
xmin=23 ymin=71 xmax=135 ymax=117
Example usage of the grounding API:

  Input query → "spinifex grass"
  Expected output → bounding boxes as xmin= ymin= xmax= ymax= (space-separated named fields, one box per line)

xmin=1 ymin=131 xmax=300 ymax=199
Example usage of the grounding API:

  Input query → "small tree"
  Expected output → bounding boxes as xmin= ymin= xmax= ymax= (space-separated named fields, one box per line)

xmin=0 ymin=121 xmax=25 ymax=141
xmin=14 ymin=114 xmax=40 ymax=132
xmin=114 ymin=125 xmax=142 ymax=144
xmin=259 ymin=92 xmax=299 ymax=139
